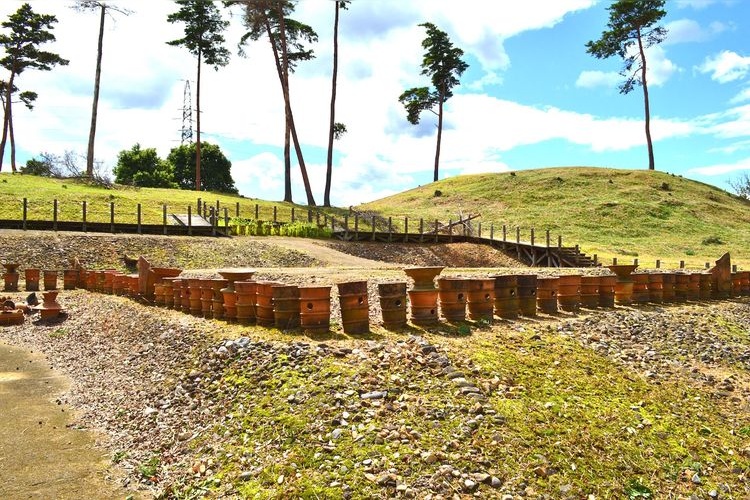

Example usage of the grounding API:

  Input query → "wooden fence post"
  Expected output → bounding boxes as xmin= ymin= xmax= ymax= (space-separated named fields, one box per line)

xmin=558 ymin=235 xmax=562 ymax=249
xmin=137 ymin=203 xmax=142 ymax=234
xmin=478 ymin=222 xmax=482 ymax=239
xmin=273 ymin=206 xmax=277 ymax=223
xmin=490 ymin=223 xmax=494 ymax=241
xmin=593 ymin=254 xmax=598 ymax=264
xmin=404 ymin=217 xmax=408 ymax=242
xmin=53 ymin=199 xmax=58 ymax=231
xmin=633 ymin=258 xmax=638 ymax=266
xmin=502 ymin=224 xmax=507 ymax=243
xmin=82 ymin=201 xmax=87 ymax=232
xmin=613 ymin=257 xmax=618 ymax=265
xmin=344 ymin=215 xmax=349 ymax=239
xmin=331 ymin=216 xmax=336 ymax=233
xmin=22 ymin=198 xmax=27 ymax=230
xmin=255 ymin=204 xmax=259 ymax=220
xmin=187 ymin=205 xmax=192 ymax=236
xmin=163 ymin=204 xmax=167 ymax=235
xmin=388 ymin=217 xmax=393 ymax=242
xmin=680 ymin=260 xmax=685 ymax=269
xmin=516 ymin=227 xmax=520 ymax=244
xmin=546 ymin=230 xmax=550 ymax=248
xmin=291 ymin=207 xmax=295 ymax=222
xmin=656 ymin=259 xmax=660 ymax=269
xmin=197 ymin=197 xmax=201 ymax=214
xmin=354 ymin=215 xmax=359 ymax=239
xmin=110 ymin=202 xmax=115 ymax=233
xmin=211 ymin=207 xmax=216 ymax=236
xmin=224 ymin=207 xmax=229 ymax=236
xmin=434 ymin=219 xmax=439 ymax=243
xmin=530 ymin=228 xmax=535 ymax=246
xmin=419 ymin=218 xmax=424 ymax=242
xmin=236 ymin=202 xmax=240 ymax=217
xmin=372 ymin=216 xmax=376 ymax=241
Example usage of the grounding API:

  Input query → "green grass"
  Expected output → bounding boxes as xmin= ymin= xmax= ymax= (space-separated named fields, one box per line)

xmin=358 ymin=167 xmax=750 ymax=267
xmin=0 ymin=173 xmax=347 ymax=226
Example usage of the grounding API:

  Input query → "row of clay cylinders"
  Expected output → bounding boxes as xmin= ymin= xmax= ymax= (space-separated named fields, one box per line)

xmin=730 ymin=271 xmax=750 ymax=297
xmin=2 ymin=265 xmax=60 ymax=292
xmin=536 ymin=275 xmax=617 ymax=314
xmin=629 ymin=271 xmax=717 ymax=305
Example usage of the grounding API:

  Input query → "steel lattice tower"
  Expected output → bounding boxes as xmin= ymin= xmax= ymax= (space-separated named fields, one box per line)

xmin=180 ymin=80 xmax=193 ymax=144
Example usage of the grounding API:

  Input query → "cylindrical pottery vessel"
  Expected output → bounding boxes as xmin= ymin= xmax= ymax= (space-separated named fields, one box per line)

xmin=161 ymin=277 xmax=177 ymax=308
xmin=147 ymin=267 xmax=182 ymax=302
xmin=299 ymin=285 xmax=332 ymax=333
xmin=466 ymin=278 xmax=495 ymax=322
xmin=200 ymin=281 xmax=216 ymax=319
xmin=337 ymin=281 xmax=369 ymax=334
xmin=273 ymin=284 xmax=300 ymax=330
xmin=210 ymin=279 xmax=228 ymax=320
xmin=24 ymin=268 xmax=40 ymax=292
xmin=674 ymin=273 xmax=689 ymax=302
xmin=599 ymin=275 xmax=616 ymax=308
xmin=171 ymin=279 xmax=183 ymax=309
xmin=2 ymin=263 xmax=19 ymax=292
xmin=111 ymin=273 xmax=125 ymax=296
xmin=631 ymin=273 xmax=650 ymax=305
xmin=43 ymin=270 xmax=58 ymax=291
xmin=95 ymin=271 xmax=106 ymax=293
xmin=698 ymin=273 xmax=712 ymax=300
xmin=404 ymin=267 xmax=443 ymax=290
xmin=62 ymin=269 xmax=78 ymax=291
xmin=579 ymin=276 xmax=600 ymax=309
xmin=378 ymin=282 xmax=407 ymax=329
xmin=536 ymin=277 xmax=559 ymax=314
xmin=255 ymin=281 xmax=283 ymax=327
xmin=102 ymin=270 xmax=118 ymax=294
xmin=647 ymin=273 xmax=664 ymax=304
xmin=77 ymin=268 xmax=88 ymax=289
xmin=36 ymin=290 xmax=62 ymax=320
xmin=235 ymin=280 xmax=257 ymax=325
xmin=661 ymin=273 xmax=676 ymax=303
xmin=687 ymin=273 xmax=701 ymax=301
xmin=437 ymin=277 xmax=467 ymax=322
xmin=516 ymin=274 xmax=538 ymax=317
xmin=493 ymin=275 xmax=519 ymax=319
xmin=187 ymin=278 xmax=204 ymax=316
xmin=85 ymin=270 xmax=97 ymax=292
xmin=408 ymin=288 xmax=439 ymax=326
xmin=557 ymin=275 xmax=581 ymax=312
xmin=741 ymin=271 xmax=750 ymax=296
xmin=127 ymin=275 xmax=140 ymax=298
xmin=731 ymin=272 xmax=743 ymax=298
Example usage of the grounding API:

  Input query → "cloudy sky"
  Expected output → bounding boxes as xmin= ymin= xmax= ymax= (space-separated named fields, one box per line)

xmin=1 ymin=0 xmax=749 ymax=206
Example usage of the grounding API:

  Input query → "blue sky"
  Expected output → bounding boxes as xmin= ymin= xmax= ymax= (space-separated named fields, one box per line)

xmin=1 ymin=0 xmax=749 ymax=206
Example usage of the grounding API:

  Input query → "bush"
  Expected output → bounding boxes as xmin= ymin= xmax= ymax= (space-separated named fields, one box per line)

xmin=701 ymin=235 xmax=723 ymax=246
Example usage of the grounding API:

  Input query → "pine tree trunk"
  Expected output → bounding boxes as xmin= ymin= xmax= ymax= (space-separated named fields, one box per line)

xmin=434 ymin=92 xmax=444 ymax=183
xmin=324 ymin=1 xmax=341 ymax=207
xmin=195 ymin=49 xmax=202 ymax=190
xmin=276 ymin=7 xmax=316 ymax=206
xmin=637 ymin=30 xmax=655 ymax=171
xmin=86 ymin=4 xmax=106 ymax=177
xmin=9 ymin=109 xmax=16 ymax=172
xmin=0 ymin=72 xmax=15 ymax=172
xmin=284 ymin=117 xmax=292 ymax=202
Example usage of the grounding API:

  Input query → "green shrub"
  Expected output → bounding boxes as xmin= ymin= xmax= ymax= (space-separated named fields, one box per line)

xmin=701 ymin=235 xmax=723 ymax=245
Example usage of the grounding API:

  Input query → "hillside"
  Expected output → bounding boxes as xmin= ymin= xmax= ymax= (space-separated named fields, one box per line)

xmin=358 ymin=167 xmax=750 ymax=268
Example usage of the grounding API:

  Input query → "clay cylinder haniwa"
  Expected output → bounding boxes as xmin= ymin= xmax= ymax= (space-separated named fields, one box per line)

xmin=43 ymin=270 xmax=58 ymax=291
xmin=647 ymin=273 xmax=664 ymax=304
xmin=235 ymin=280 xmax=257 ymax=325
xmin=493 ymin=275 xmax=519 ymax=319
xmin=466 ymin=278 xmax=495 ymax=322
xmin=24 ymin=268 xmax=40 ymax=292
xmin=599 ymin=275 xmax=616 ymax=308
xmin=557 ymin=275 xmax=581 ymax=312
xmin=378 ymin=282 xmax=407 ymax=329
xmin=337 ymin=281 xmax=369 ymax=334
xmin=408 ymin=288 xmax=439 ymax=326
xmin=631 ymin=273 xmax=650 ymax=305
xmin=687 ymin=273 xmax=701 ymax=301
xmin=661 ymin=273 xmax=676 ymax=303
xmin=579 ymin=276 xmax=600 ymax=309
xmin=273 ymin=284 xmax=300 ymax=330
xmin=255 ymin=281 xmax=282 ymax=327
xmin=536 ymin=277 xmax=559 ymax=314
xmin=698 ymin=273 xmax=712 ymax=300
xmin=299 ymin=285 xmax=332 ymax=333
xmin=674 ymin=273 xmax=689 ymax=302
xmin=437 ymin=278 xmax=467 ymax=322
xmin=516 ymin=274 xmax=537 ymax=317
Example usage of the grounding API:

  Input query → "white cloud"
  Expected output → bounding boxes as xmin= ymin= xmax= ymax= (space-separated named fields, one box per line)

xmin=676 ymin=0 xmax=720 ymax=9
xmin=698 ymin=50 xmax=750 ymax=83
xmin=664 ymin=18 xmax=727 ymax=44
xmin=575 ymin=70 xmax=621 ymax=89
xmin=730 ymin=87 xmax=750 ymax=104
xmin=688 ymin=157 xmax=750 ymax=176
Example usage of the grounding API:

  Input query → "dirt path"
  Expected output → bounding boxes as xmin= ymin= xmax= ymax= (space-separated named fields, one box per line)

xmin=261 ymin=236 xmax=400 ymax=268
xmin=0 ymin=341 xmax=130 ymax=500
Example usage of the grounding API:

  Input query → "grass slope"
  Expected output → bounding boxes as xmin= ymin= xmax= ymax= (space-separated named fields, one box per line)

xmin=0 ymin=173 xmax=346 ymax=225
xmin=358 ymin=167 xmax=750 ymax=268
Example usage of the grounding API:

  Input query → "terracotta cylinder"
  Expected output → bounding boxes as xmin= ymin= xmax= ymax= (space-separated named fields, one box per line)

xmin=647 ymin=273 xmax=664 ymax=304
xmin=210 ymin=279 xmax=228 ymax=320
xmin=85 ymin=270 xmax=97 ymax=292
xmin=698 ymin=273 xmax=712 ymax=300
xmin=557 ymin=275 xmax=581 ymax=312
xmin=105 ymin=270 xmax=119 ymax=294
xmin=674 ymin=273 xmax=690 ymax=302
xmin=299 ymin=285 xmax=332 ymax=333
xmin=516 ymin=274 xmax=538 ymax=317
xmin=37 ymin=290 xmax=62 ymax=320
xmin=741 ymin=271 xmax=750 ymax=296
xmin=437 ymin=278 xmax=467 ymax=322
xmin=731 ymin=272 xmax=743 ymax=298
xmin=614 ymin=280 xmax=634 ymax=305
xmin=255 ymin=281 xmax=282 ymax=327
xmin=0 ymin=309 xmax=24 ymax=326
xmin=404 ymin=267 xmax=443 ymax=290
xmin=408 ymin=288 xmax=439 ymax=326
xmin=687 ymin=273 xmax=701 ymax=301
xmin=661 ymin=273 xmax=676 ymax=302
xmin=179 ymin=279 xmax=191 ymax=313
xmin=161 ymin=277 xmax=176 ymax=308
xmin=95 ymin=271 xmax=106 ymax=293
xmin=273 ymin=284 xmax=300 ymax=330
xmin=466 ymin=278 xmax=495 ymax=322
xmin=599 ymin=275 xmax=616 ymax=308
xmin=536 ymin=277 xmax=559 ymax=314
xmin=171 ymin=279 xmax=183 ymax=309
xmin=378 ymin=282 xmax=407 ymax=329
xmin=337 ymin=281 xmax=369 ymax=334
xmin=112 ymin=273 xmax=125 ymax=296
xmin=24 ymin=268 xmax=40 ymax=292
xmin=3 ymin=272 xmax=19 ymax=293
xmin=127 ymin=275 xmax=140 ymax=298
xmin=43 ymin=270 xmax=58 ymax=291
xmin=632 ymin=273 xmax=650 ymax=305
xmin=235 ymin=280 xmax=257 ymax=325
xmin=77 ymin=268 xmax=88 ymax=289
xmin=187 ymin=279 xmax=204 ymax=316
xmin=493 ymin=275 xmax=519 ymax=319
xmin=579 ymin=276 xmax=600 ymax=309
